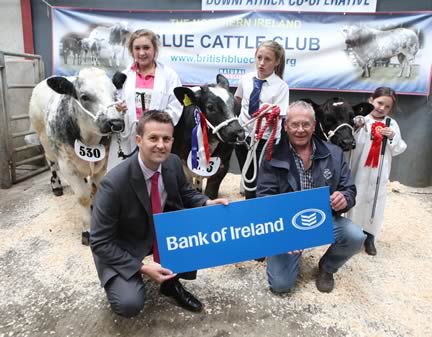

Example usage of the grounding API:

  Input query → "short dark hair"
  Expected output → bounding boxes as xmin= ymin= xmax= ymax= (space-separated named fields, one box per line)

xmin=136 ymin=110 xmax=174 ymax=136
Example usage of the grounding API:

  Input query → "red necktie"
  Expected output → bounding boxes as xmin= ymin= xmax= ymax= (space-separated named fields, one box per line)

xmin=151 ymin=172 xmax=162 ymax=263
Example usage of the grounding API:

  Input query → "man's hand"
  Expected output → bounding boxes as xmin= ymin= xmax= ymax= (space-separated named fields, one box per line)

xmin=140 ymin=263 xmax=177 ymax=284
xmin=288 ymin=249 xmax=304 ymax=255
xmin=206 ymin=198 xmax=229 ymax=206
xmin=330 ymin=191 xmax=347 ymax=212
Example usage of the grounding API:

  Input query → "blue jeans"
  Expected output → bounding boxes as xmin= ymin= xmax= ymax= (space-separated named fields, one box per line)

xmin=266 ymin=215 xmax=365 ymax=293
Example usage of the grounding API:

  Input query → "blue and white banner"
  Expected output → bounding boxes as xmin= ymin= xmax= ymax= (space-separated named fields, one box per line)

xmin=154 ymin=187 xmax=334 ymax=273
xmin=52 ymin=8 xmax=432 ymax=95
xmin=202 ymin=0 xmax=378 ymax=13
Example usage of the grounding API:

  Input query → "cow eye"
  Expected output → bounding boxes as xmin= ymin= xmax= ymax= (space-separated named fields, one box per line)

xmin=325 ymin=115 xmax=335 ymax=124
xmin=80 ymin=94 xmax=91 ymax=102
xmin=206 ymin=103 xmax=214 ymax=111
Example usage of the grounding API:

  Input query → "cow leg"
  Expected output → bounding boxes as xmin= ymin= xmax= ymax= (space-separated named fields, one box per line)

xmin=397 ymin=54 xmax=407 ymax=77
xmin=193 ymin=176 xmax=203 ymax=193
xmin=181 ymin=163 xmax=204 ymax=193
xmin=48 ymin=160 xmax=64 ymax=196
xmin=204 ymin=142 xmax=234 ymax=199
xmin=57 ymin=160 xmax=92 ymax=245
xmin=365 ymin=63 xmax=371 ymax=78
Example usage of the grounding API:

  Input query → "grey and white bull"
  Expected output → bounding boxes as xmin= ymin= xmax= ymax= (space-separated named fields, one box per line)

xmin=29 ymin=67 xmax=126 ymax=244
xmin=301 ymin=97 xmax=373 ymax=151
xmin=342 ymin=25 xmax=419 ymax=78
xmin=172 ymin=75 xmax=245 ymax=199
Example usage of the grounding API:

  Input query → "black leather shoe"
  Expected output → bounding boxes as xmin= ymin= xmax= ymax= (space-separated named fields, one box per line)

xmin=316 ymin=265 xmax=335 ymax=293
xmin=364 ymin=232 xmax=377 ymax=256
xmin=160 ymin=279 xmax=203 ymax=312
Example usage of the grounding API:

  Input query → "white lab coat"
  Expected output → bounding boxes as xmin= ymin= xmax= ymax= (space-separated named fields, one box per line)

xmin=107 ymin=61 xmax=183 ymax=171
xmin=346 ymin=115 xmax=407 ymax=237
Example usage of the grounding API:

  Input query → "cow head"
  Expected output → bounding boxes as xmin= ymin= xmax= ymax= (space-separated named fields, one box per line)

xmin=174 ymin=74 xmax=245 ymax=144
xmin=46 ymin=68 xmax=126 ymax=135
xmin=303 ymin=97 xmax=373 ymax=151
xmin=341 ymin=25 xmax=373 ymax=48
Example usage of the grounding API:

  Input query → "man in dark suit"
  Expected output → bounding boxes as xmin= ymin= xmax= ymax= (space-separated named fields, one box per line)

xmin=90 ymin=110 xmax=227 ymax=318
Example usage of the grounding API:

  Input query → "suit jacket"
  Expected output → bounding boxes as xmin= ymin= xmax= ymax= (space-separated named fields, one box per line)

xmin=90 ymin=153 xmax=209 ymax=287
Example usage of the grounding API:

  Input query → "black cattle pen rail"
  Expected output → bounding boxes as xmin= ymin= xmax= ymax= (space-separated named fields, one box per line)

xmin=0 ymin=50 xmax=47 ymax=189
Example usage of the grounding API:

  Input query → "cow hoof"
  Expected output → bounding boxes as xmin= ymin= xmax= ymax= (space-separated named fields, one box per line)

xmin=81 ymin=231 xmax=90 ymax=246
xmin=52 ymin=188 xmax=64 ymax=197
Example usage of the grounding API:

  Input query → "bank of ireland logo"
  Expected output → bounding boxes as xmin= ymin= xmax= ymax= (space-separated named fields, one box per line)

xmin=292 ymin=209 xmax=326 ymax=230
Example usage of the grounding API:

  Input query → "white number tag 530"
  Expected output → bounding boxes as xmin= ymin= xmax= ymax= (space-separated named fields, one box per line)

xmin=74 ymin=139 xmax=106 ymax=162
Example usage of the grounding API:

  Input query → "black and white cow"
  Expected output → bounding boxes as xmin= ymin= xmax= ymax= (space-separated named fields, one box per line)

xmin=29 ymin=68 xmax=126 ymax=244
xmin=172 ymin=75 xmax=245 ymax=199
xmin=302 ymin=97 xmax=373 ymax=151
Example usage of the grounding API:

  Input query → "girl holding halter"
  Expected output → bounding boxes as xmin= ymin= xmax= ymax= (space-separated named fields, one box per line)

xmin=235 ymin=40 xmax=289 ymax=199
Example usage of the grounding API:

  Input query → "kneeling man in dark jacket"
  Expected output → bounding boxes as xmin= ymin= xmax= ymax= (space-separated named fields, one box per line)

xmin=256 ymin=101 xmax=365 ymax=293
xmin=90 ymin=110 xmax=227 ymax=317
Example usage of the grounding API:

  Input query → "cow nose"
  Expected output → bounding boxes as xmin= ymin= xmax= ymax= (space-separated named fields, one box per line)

xmin=341 ymin=138 xmax=355 ymax=151
xmin=236 ymin=129 xmax=246 ymax=142
xmin=109 ymin=119 xmax=125 ymax=132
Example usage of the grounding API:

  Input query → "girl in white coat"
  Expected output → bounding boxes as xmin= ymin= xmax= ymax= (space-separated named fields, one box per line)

xmin=107 ymin=29 xmax=183 ymax=171
xmin=347 ymin=87 xmax=407 ymax=255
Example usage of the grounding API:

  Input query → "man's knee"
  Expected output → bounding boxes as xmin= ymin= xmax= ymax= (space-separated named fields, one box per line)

xmin=266 ymin=254 xmax=301 ymax=293
xmin=104 ymin=274 xmax=146 ymax=318
xmin=110 ymin=293 xmax=145 ymax=318
xmin=340 ymin=220 xmax=366 ymax=252
xmin=268 ymin=276 xmax=297 ymax=294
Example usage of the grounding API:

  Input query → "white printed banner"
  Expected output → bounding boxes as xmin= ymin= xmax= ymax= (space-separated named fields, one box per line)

xmin=202 ymin=0 xmax=378 ymax=13
xmin=52 ymin=8 xmax=432 ymax=95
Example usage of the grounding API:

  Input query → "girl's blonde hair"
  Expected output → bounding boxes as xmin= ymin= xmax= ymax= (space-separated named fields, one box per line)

xmin=256 ymin=40 xmax=286 ymax=79
xmin=127 ymin=29 xmax=160 ymax=60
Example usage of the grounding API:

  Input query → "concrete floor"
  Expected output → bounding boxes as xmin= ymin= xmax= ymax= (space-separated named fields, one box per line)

xmin=1 ymin=171 xmax=431 ymax=337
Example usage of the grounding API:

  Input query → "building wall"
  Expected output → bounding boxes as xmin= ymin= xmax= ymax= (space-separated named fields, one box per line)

xmin=0 ymin=0 xmax=24 ymax=53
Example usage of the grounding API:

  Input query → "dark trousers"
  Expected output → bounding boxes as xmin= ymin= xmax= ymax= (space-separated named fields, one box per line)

xmin=104 ymin=271 xmax=196 ymax=318
xmin=235 ymin=138 xmax=267 ymax=199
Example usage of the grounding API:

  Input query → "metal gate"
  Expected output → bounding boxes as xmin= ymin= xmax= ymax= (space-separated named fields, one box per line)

xmin=0 ymin=51 xmax=47 ymax=189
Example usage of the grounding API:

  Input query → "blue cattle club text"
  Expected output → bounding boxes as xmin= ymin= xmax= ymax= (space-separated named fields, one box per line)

xmin=157 ymin=34 xmax=320 ymax=50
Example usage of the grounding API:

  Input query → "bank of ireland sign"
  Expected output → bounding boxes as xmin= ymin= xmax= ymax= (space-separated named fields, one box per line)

xmin=154 ymin=187 xmax=335 ymax=273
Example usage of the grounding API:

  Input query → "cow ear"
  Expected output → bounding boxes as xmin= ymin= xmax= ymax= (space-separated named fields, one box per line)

xmin=112 ymin=72 xmax=127 ymax=89
xmin=47 ymin=76 xmax=77 ymax=98
xmin=300 ymin=98 xmax=323 ymax=121
xmin=300 ymin=98 xmax=321 ymax=113
xmin=174 ymin=87 xmax=197 ymax=107
xmin=216 ymin=74 xmax=230 ymax=90
xmin=352 ymin=102 xmax=374 ymax=116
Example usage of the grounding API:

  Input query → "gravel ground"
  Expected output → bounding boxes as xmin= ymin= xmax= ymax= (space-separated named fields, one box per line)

xmin=0 ymin=172 xmax=431 ymax=337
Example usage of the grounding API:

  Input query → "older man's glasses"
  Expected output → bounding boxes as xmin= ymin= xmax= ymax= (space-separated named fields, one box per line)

xmin=287 ymin=122 xmax=313 ymax=131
